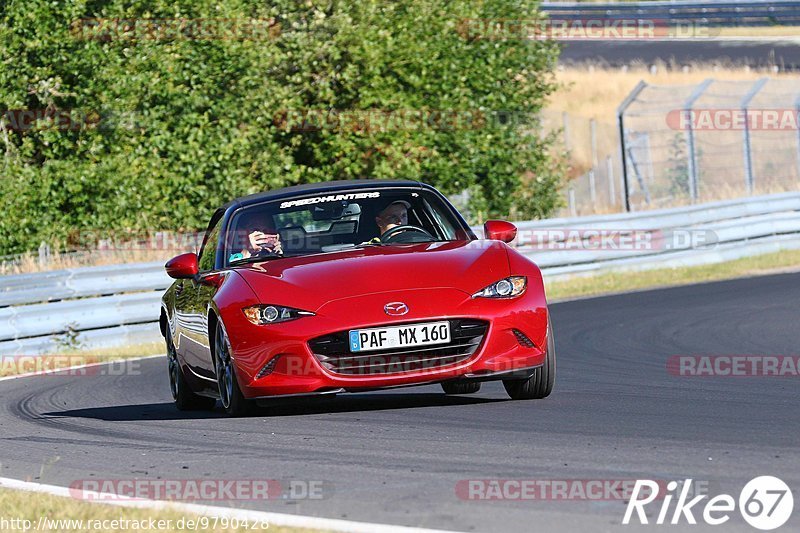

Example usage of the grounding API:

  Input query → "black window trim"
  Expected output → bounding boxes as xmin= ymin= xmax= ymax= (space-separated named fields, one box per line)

xmin=197 ymin=209 xmax=225 ymax=273
xmin=220 ymin=185 xmax=474 ymax=265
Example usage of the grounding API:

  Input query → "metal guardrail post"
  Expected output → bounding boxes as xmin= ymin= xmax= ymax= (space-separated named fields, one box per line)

xmin=741 ymin=78 xmax=768 ymax=194
xmin=38 ymin=242 xmax=50 ymax=267
xmin=627 ymin=144 xmax=651 ymax=205
xmin=682 ymin=79 xmax=713 ymax=203
xmin=618 ymin=81 xmax=648 ymax=212
xmin=606 ymin=155 xmax=616 ymax=207
xmin=568 ymin=188 xmax=577 ymax=217
xmin=643 ymin=132 xmax=655 ymax=185
xmin=796 ymin=95 xmax=800 ymax=182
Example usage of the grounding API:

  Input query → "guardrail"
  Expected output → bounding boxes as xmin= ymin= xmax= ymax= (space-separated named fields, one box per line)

xmin=2 ymin=191 xmax=800 ymax=355
xmin=0 ymin=261 xmax=169 ymax=307
xmin=539 ymin=0 xmax=800 ymax=27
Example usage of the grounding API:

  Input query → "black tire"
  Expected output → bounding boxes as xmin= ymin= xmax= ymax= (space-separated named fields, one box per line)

xmin=441 ymin=381 xmax=481 ymax=395
xmin=214 ymin=321 xmax=254 ymax=417
xmin=503 ymin=317 xmax=556 ymax=400
xmin=166 ymin=329 xmax=216 ymax=411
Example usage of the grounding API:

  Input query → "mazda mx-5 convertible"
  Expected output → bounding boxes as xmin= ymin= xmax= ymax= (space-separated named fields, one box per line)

xmin=160 ymin=179 xmax=555 ymax=415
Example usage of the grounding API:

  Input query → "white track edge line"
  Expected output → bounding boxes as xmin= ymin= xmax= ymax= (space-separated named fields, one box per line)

xmin=0 ymin=476 xmax=458 ymax=533
xmin=0 ymin=356 xmax=461 ymax=533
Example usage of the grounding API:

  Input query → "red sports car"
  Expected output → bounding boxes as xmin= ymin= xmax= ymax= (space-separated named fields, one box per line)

xmin=160 ymin=180 xmax=555 ymax=415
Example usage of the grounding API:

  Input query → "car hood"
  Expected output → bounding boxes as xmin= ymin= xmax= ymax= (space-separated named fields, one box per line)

xmin=234 ymin=240 xmax=510 ymax=312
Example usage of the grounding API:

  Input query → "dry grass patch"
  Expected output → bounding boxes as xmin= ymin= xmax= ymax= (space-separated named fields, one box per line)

xmin=547 ymin=65 xmax=797 ymax=123
xmin=547 ymin=248 xmax=800 ymax=301
xmin=0 ymin=487 xmax=325 ymax=533
xmin=0 ymin=248 xmax=174 ymax=275
xmin=0 ymin=342 xmax=164 ymax=378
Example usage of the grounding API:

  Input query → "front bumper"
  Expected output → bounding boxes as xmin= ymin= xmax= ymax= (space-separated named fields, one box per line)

xmin=224 ymin=287 xmax=549 ymax=398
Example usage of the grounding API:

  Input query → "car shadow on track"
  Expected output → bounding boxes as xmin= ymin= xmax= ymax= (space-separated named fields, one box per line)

xmin=42 ymin=392 xmax=508 ymax=421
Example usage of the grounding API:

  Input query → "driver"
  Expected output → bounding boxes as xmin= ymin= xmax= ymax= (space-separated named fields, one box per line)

xmin=375 ymin=200 xmax=410 ymax=238
xmin=229 ymin=211 xmax=283 ymax=262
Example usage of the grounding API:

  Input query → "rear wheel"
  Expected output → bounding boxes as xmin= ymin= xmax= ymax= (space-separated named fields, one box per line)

xmin=441 ymin=381 xmax=481 ymax=395
xmin=166 ymin=328 xmax=216 ymax=411
xmin=503 ymin=317 xmax=556 ymax=400
xmin=214 ymin=321 xmax=254 ymax=417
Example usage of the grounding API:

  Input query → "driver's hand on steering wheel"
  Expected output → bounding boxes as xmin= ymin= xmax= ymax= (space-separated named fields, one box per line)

xmin=379 ymin=224 xmax=435 ymax=243
xmin=248 ymin=231 xmax=283 ymax=256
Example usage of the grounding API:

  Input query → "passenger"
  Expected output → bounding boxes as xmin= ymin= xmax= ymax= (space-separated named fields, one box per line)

xmin=229 ymin=211 xmax=283 ymax=262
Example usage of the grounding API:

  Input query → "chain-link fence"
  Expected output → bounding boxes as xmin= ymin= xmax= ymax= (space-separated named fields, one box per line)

xmin=542 ymin=110 xmax=623 ymax=217
xmin=549 ymin=77 xmax=800 ymax=216
xmin=620 ymin=77 xmax=800 ymax=210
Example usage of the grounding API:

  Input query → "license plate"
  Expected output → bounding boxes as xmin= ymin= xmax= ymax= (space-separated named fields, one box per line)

xmin=349 ymin=321 xmax=450 ymax=353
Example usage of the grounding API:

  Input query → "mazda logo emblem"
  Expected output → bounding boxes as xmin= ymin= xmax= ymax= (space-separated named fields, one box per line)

xmin=384 ymin=302 xmax=409 ymax=316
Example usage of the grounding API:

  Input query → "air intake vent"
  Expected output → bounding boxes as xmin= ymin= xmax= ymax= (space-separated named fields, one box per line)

xmin=256 ymin=356 xmax=281 ymax=379
xmin=512 ymin=329 xmax=535 ymax=348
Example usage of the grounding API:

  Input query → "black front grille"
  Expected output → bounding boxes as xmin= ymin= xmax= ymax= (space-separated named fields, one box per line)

xmin=308 ymin=319 xmax=488 ymax=375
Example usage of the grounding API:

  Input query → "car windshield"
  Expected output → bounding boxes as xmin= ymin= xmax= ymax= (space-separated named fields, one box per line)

xmin=224 ymin=188 xmax=470 ymax=265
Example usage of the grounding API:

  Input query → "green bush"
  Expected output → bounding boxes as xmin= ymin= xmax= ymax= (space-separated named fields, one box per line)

xmin=0 ymin=0 xmax=561 ymax=255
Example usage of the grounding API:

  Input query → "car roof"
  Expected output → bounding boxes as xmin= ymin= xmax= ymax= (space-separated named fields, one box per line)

xmin=224 ymin=179 xmax=427 ymax=210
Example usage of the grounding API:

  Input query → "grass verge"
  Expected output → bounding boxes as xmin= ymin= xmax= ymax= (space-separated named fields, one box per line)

xmin=546 ymin=248 xmax=800 ymax=301
xmin=0 ymin=487 xmax=322 ymax=532
xmin=714 ymin=26 xmax=800 ymax=38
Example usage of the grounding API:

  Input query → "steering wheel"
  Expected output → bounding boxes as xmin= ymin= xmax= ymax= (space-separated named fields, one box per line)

xmin=380 ymin=224 xmax=434 ymax=244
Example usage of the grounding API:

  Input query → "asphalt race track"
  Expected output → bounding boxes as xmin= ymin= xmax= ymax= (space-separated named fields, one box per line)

xmin=1 ymin=272 xmax=799 ymax=532
xmin=559 ymin=39 xmax=800 ymax=70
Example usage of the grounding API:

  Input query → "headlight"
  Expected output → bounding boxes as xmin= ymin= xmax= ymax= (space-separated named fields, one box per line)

xmin=242 ymin=305 xmax=314 ymax=325
xmin=472 ymin=276 xmax=527 ymax=298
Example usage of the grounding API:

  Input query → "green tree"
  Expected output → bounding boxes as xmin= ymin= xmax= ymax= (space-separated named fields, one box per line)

xmin=0 ymin=0 xmax=561 ymax=254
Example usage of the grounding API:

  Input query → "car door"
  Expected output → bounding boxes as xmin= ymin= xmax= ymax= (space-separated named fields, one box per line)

xmin=176 ymin=212 xmax=224 ymax=382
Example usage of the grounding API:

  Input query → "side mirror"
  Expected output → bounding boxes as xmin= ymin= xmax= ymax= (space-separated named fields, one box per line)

xmin=165 ymin=253 xmax=199 ymax=279
xmin=484 ymin=220 xmax=517 ymax=243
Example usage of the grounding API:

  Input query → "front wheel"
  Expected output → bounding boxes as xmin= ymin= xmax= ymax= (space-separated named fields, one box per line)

xmin=503 ymin=317 xmax=556 ymax=400
xmin=166 ymin=328 xmax=216 ymax=411
xmin=214 ymin=321 xmax=254 ymax=417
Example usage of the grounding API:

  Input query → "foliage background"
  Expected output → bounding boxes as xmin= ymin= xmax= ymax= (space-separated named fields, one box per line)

xmin=0 ymin=0 xmax=562 ymax=254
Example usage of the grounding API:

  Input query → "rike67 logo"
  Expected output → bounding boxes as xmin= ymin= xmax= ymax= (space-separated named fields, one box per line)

xmin=624 ymin=476 xmax=793 ymax=530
